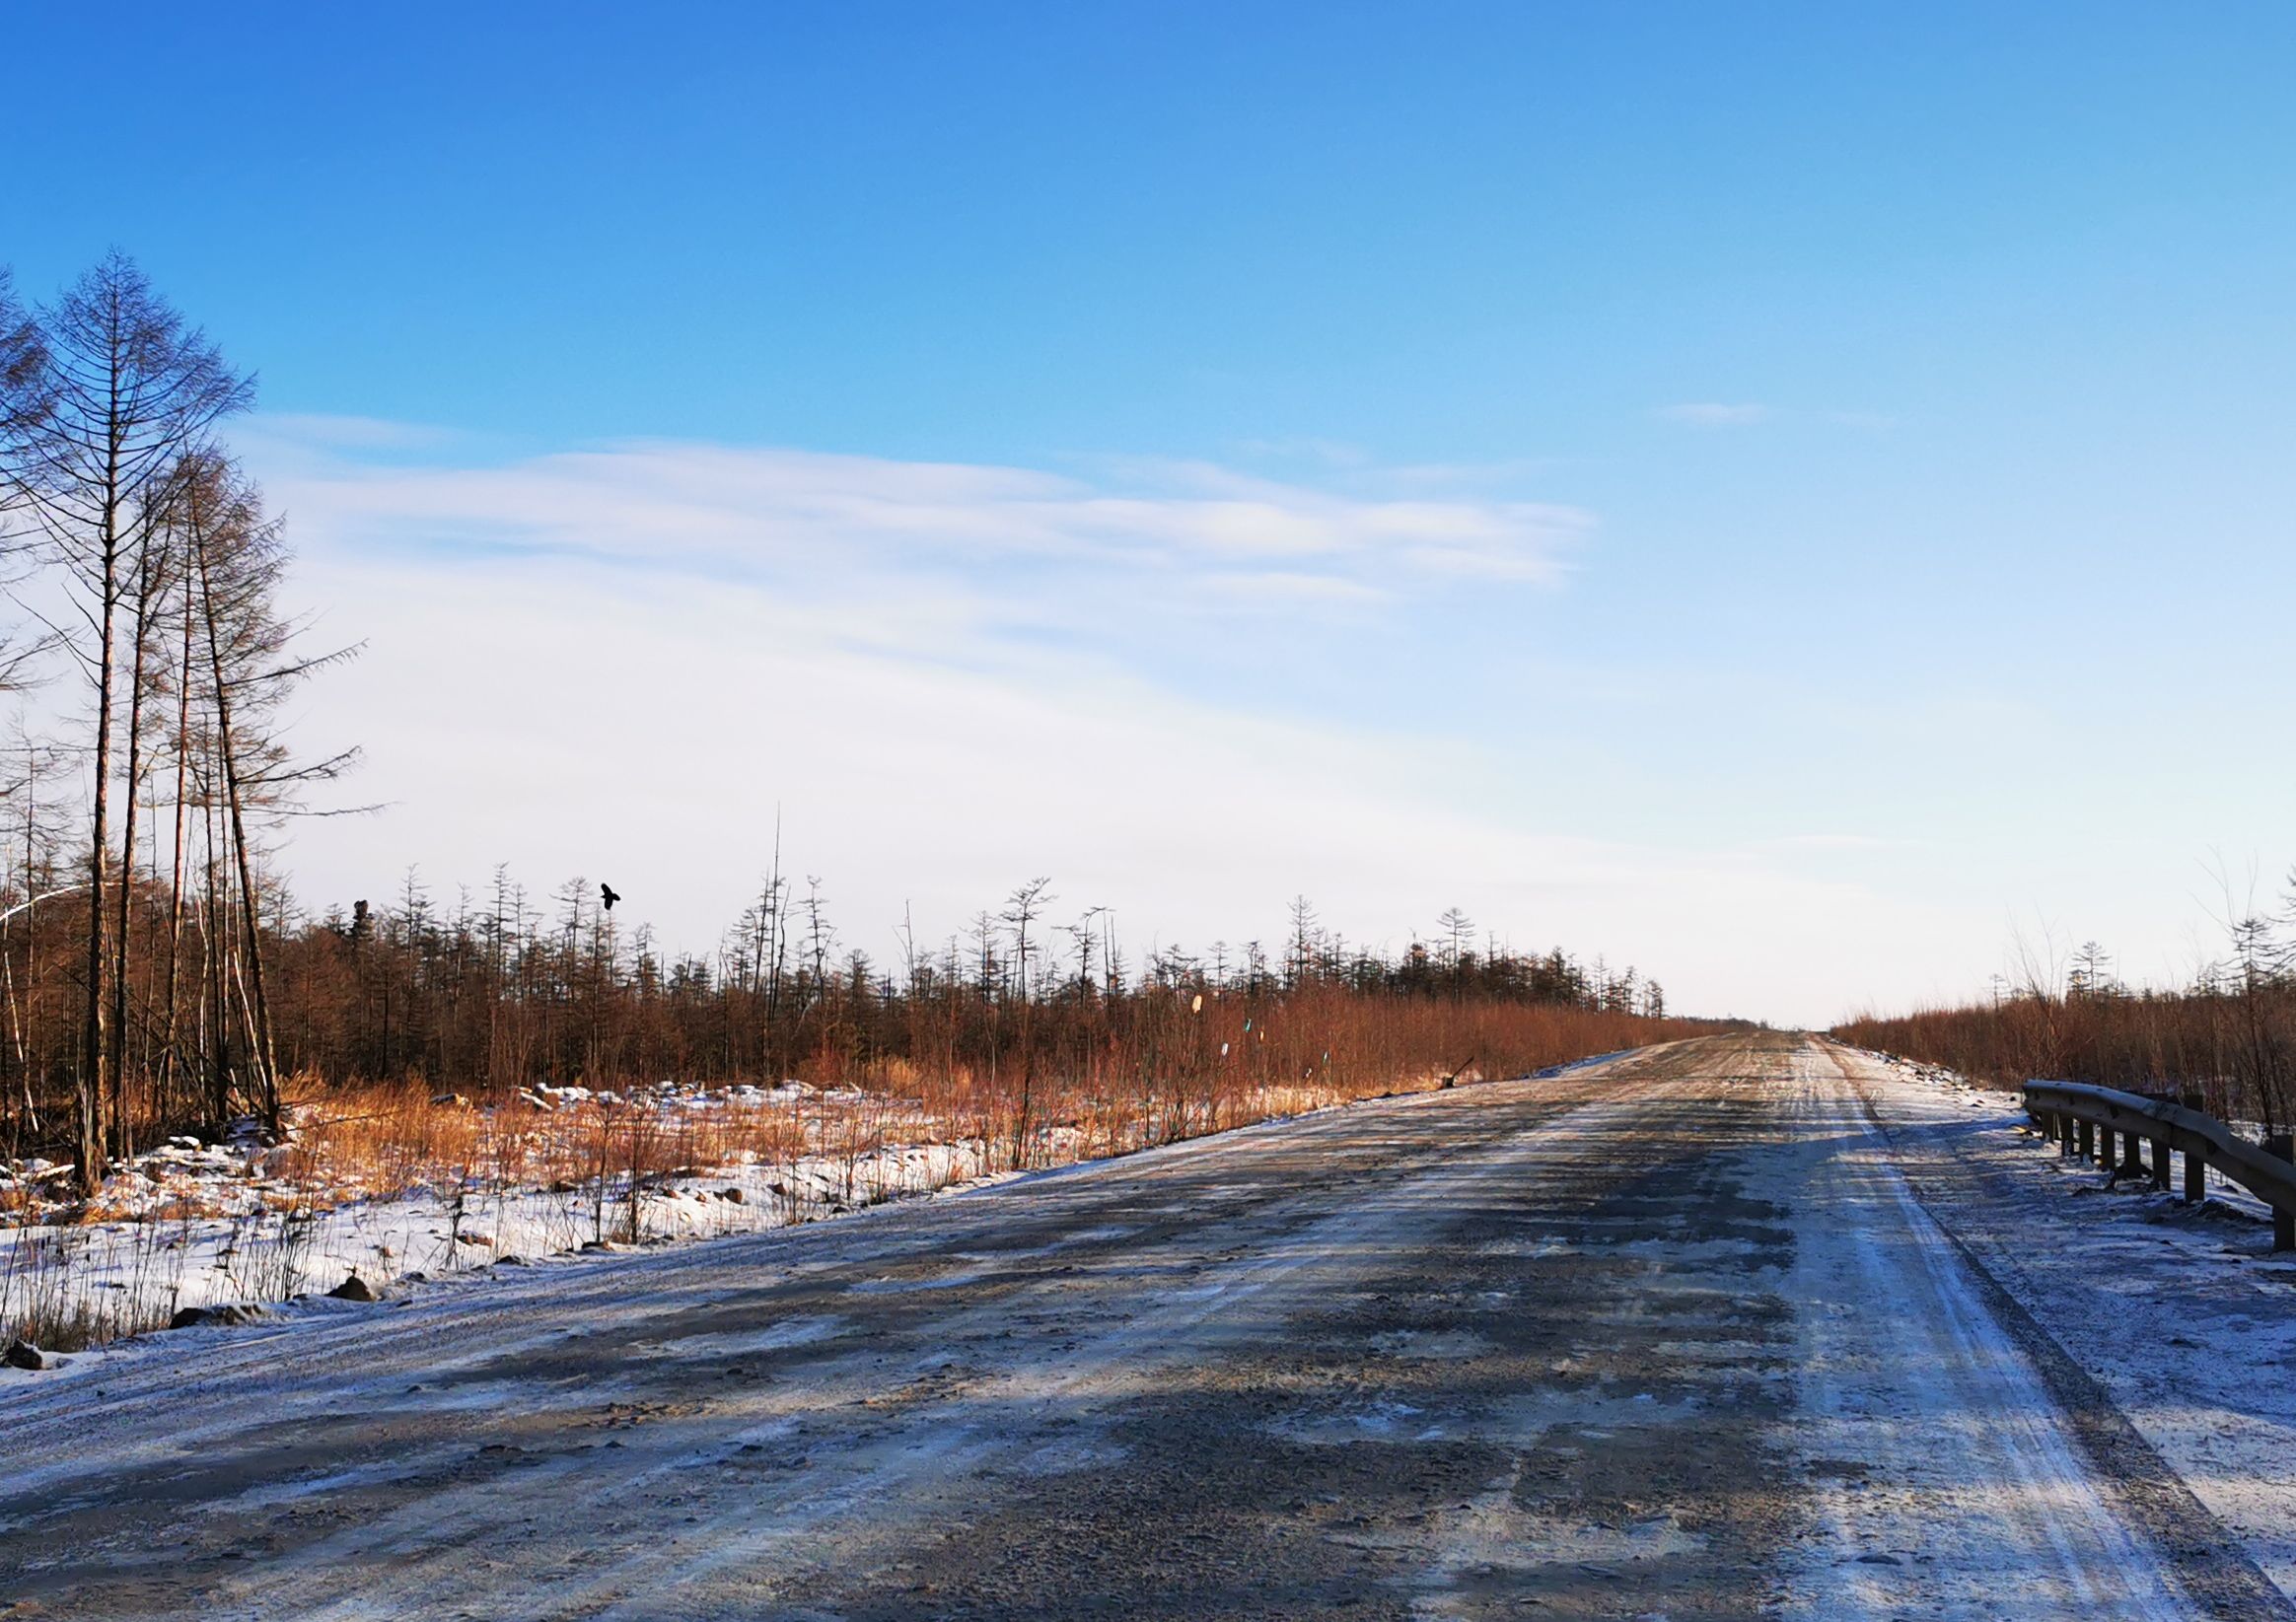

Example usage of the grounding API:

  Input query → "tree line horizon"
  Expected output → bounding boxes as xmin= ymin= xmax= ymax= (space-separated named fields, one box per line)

xmin=0 ymin=252 xmax=1699 ymax=1199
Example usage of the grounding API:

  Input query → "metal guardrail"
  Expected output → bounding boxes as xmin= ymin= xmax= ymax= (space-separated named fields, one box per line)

xmin=2023 ymin=1078 xmax=2296 ymax=1249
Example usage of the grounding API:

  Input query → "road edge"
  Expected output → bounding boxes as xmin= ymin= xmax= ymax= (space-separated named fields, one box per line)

xmin=1835 ymin=1050 xmax=2296 ymax=1621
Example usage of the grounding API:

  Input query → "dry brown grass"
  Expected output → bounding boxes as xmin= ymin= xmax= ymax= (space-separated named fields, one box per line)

xmin=113 ymin=996 xmax=1695 ymax=1223
xmin=1836 ymin=984 xmax=2296 ymax=1129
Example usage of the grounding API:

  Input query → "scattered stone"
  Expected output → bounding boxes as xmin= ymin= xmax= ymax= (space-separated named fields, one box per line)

xmin=720 ymin=1186 xmax=746 ymax=1204
xmin=496 ymin=1253 xmax=530 ymax=1266
xmin=459 ymin=1232 xmax=494 ymax=1247
xmin=4 ymin=1339 xmax=49 ymax=1371
xmin=327 ymin=1273 xmax=382 ymax=1303
xmin=170 ymin=1304 xmax=264 ymax=1329
xmin=430 ymin=1093 xmax=472 ymax=1109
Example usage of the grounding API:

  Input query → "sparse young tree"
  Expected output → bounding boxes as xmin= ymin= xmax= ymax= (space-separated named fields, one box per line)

xmin=1286 ymin=896 xmax=1319 ymax=989
xmin=1436 ymin=907 xmax=1474 ymax=1001
xmin=1001 ymin=878 xmax=1053 ymax=1165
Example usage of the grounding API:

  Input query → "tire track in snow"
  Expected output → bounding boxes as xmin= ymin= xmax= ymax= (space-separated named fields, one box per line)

xmin=1818 ymin=1041 xmax=2296 ymax=1621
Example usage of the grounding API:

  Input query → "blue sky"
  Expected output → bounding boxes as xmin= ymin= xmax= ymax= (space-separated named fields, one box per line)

xmin=9 ymin=4 xmax=2296 ymax=1023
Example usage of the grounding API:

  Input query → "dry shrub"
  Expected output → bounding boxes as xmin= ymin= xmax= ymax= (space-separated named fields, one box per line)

xmin=1837 ymin=983 xmax=2296 ymax=1130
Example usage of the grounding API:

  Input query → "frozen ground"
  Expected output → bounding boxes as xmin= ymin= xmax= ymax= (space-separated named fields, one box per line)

xmin=1 ymin=1032 xmax=2291 ymax=1620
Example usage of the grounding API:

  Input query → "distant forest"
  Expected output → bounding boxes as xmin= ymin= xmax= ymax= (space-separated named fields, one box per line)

xmin=1837 ymin=892 xmax=2296 ymax=1131
xmin=0 ymin=255 xmax=1695 ymax=1195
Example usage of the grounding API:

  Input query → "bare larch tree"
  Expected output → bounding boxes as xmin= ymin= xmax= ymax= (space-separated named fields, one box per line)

xmin=0 ymin=251 xmax=251 ymax=1191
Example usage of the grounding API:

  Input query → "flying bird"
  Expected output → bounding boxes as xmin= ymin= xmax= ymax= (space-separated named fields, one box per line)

xmin=601 ymin=882 xmax=621 ymax=913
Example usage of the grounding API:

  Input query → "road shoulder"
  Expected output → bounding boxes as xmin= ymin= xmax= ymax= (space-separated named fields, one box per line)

xmin=1829 ymin=1039 xmax=2296 ymax=1611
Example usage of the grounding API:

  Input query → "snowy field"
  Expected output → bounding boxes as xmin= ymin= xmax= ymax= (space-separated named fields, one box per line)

xmin=1 ymin=1082 xmax=1025 ymax=1348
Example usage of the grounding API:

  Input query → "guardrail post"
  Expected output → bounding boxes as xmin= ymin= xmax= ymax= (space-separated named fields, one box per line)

xmin=2182 ymin=1093 xmax=2205 ymax=1202
xmin=2029 ymin=1082 xmax=2296 ymax=1237
xmin=2077 ymin=1119 xmax=2094 ymax=1159
xmin=2269 ymin=1134 xmax=2296 ymax=1252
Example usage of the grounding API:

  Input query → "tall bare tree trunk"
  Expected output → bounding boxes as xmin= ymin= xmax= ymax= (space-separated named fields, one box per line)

xmin=108 ymin=535 xmax=164 ymax=1161
xmin=157 ymin=591 xmax=195 ymax=1114
xmin=82 ymin=446 xmax=117 ymax=1194
xmin=195 ymin=536 xmax=280 ymax=1131
xmin=203 ymin=790 xmax=229 ymax=1120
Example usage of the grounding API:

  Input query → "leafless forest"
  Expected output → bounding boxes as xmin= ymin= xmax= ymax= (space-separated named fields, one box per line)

xmin=0 ymin=254 xmax=1705 ymax=1212
xmin=1835 ymin=893 xmax=2296 ymax=1129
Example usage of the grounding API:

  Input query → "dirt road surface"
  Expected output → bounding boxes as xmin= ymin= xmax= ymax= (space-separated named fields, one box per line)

xmin=3 ymin=1031 xmax=2286 ymax=1620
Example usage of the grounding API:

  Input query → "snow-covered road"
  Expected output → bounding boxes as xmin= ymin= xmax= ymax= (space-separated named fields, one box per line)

xmin=3 ymin=1032 xmax=2289 ymax=1620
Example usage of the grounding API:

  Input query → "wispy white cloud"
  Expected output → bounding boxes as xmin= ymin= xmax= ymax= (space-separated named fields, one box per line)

xmin=1182 ymin=570 xmax=1389 ymax=610
xmin=1656 ymin=402 xmax=1771 ymax=427
xmin=232 ymin=414 xmax=1982 ymax=1024
xmin=259 ymin=422 xmax=1590 ymax=595
xmin=270 ymin=540 xmax=1934 ymax=1023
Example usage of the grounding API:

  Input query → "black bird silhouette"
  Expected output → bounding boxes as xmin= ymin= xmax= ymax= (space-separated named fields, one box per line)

xmin=601 ymin=882 xmax=621 ymax=913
